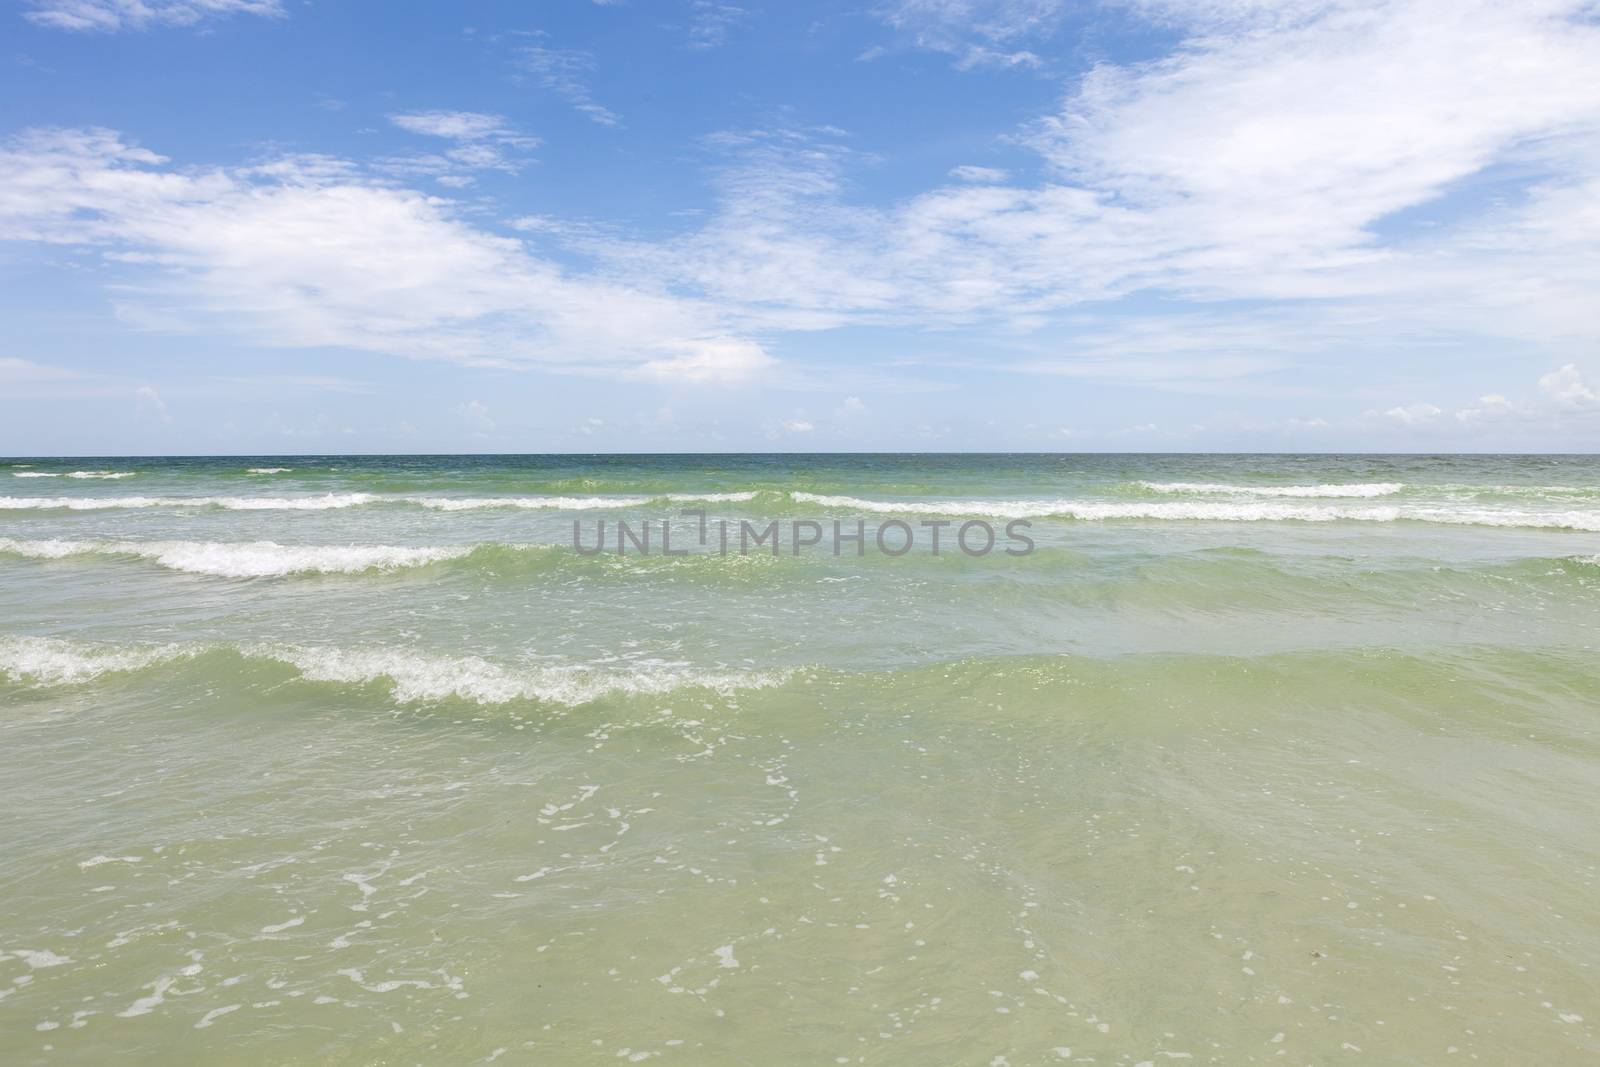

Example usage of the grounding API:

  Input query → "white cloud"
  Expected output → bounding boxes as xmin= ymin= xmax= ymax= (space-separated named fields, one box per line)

xmin=782 ymin=419 xmax=815 ymax=433
xmin=1385 ymin=364 xmax=1596 ymax=437
xmin=212 ymin=375 xmax=372 ymax=395
xmin=24 ymin=0 xmax=282 ymax=32
xmin=1539 ymin=363 xmax=1597 ymax=406
xmin=1454 ymin=394 xmax=1514 ymax=423
xmin=1381 ymin=402 xmax=1442 ymax=425
xmin=0 ymin=127 xmax=766 ymax=382
xmin=949 ymin=165 xmax=1009 ymax=183
xmin=8 ymin=0 xmax=1600 ymax=414
xmin=835 ymin=395 xmax=867 ymax=416
xmin=876 ymin=0 xmax=1062 ymax=68
xmin=0 ymin=357 xmax=80 ymax=385
xmin=516 ymin=42 xmax=621 ymax=127
xmin=135 ymin=384 xmax=172 ymax=422
xmin=390 ymin=111 xmax=525 ymax=143
xmin=458 ymin=399 xmax=495 ymax=433
xmin=689 ymin=1 xmax=748 ymax=49
xmin=1032 ymin=1 xmax=1600 ymax=291
xmin=572 ymin=0 xmax=1600 ymax=392
xmin=385 ymin=111 xmax=537 ymax=180
xmin=633 ymin=338 xmax=776 ymax=385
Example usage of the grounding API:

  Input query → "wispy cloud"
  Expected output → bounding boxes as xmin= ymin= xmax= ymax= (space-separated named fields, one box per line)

xmin=384 ymin=110 xmax=539 ymax=181
xmin=6 ymin=0 xmax=1600 ymax=420
xmin=1375 ymin=364 xmax=1598 ymax=444
xmin=458 ymin=399 xmax=495 ymax=434
xmin=568 ymin=0 xmax=1600 ymax=391
xmin=515 ymin=41 xmax=621 ymax=127
xmin=873 ymin=0 xmax=1064 ymax=68
xmin=135 ymin=384 xmax=172 ymax=422
xmin=0 ymin=127 xmax=771 ymax=385
xmin=948 ymin=164 xmax=1009 ymax=183
xmin=389 ymin=111 xmax=524 ymax=143
xmin=688 ymin=1 xmax=748 ymax=49
xmin=0 ymin=356 xmax=81 ymax=384
xmin=23 ymin=0 xmax=283 ymax=32
xmin=631 ymin=338 xmax=776 ymax=384
xmin=210 ymin=374 xmax=374 ymax=394
xmin=1540 ymin=363 xmax=1597 ymax=407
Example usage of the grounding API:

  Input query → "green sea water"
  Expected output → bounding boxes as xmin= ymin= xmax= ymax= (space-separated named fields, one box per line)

xmin=1 ymin=454 xmax=1597 ymax=1064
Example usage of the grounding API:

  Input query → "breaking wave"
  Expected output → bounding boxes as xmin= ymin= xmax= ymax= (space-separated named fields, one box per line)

xmin=0 ymin=493 xmax=381 ymax=511
xmin=789 ymin=492 xmax=1600 ymax=530
xmin=0 ymin=634 xmax=792 ymax=707
xmin=0 ymin=634 xmax=198 ymax=686
xmin=0 ymin=483 xmax=1594 ymax=529
xmin=1138 ymin=481 xmax=1404 ymax=497
xmin=11 ymin=470 xmax=136 ymax=480
xmin=0 ymin=490 xmax=760 ymax=512
xmin=0 ymin=538 xmax=479 ymax=577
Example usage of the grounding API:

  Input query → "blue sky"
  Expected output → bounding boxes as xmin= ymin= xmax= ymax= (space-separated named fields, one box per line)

xmin=1 ymin=0 xmax=1598 ymax=454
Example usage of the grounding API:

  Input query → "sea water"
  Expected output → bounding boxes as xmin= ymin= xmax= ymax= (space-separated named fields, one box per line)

xmin=1 ymin=454 xmax=1597 ymax=1063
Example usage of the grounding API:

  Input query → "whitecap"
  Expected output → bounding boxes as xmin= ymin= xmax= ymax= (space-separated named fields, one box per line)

xmin=787 ymin=492 xmax=1600 ymax=530
xmin=0 ymin=539 xmax=473 ymax=577
xmin=10 ymin=949 xmax=73 ymax=969
xmin=407 ymin=495 xmax=651 ymax=511
xmin=663 ymin=491 xmax=759 ymax=503
xmin=0 ymin=493 xmax=377 ymax=511
xmin=0 ymin=634 xmax=196 ymax=686
xmin=3 ymin=633 xmax=793 ymax=707
xmin=12 ymin=469 xmax=136 ymax=479
xmin=258 ymin=644 xmax=792 ymax=706
xmin=1138 ymin=481 xmax=1403 ymax=498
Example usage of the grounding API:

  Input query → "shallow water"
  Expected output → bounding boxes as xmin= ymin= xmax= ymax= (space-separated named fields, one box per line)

xmin=2 ymin=454 xmax=1597 ymax=1063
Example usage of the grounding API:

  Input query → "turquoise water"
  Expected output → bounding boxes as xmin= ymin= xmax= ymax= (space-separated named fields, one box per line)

xmin=1 ymin=454 xmax=1598 ymax=1063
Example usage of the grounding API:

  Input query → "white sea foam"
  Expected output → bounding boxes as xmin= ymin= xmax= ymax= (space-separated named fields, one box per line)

xmin=1139 ymin=481 xmax=1404 ymax=498
xmin=0 ymin=634 xmax=791 ymax=706
xmin=260 ymin=645 xmax=791 ymax=706
xmin=408 ymin=495 xmax=652 ymax=511
xmin=0 ymin=634 xmax=195 ymax=686
xmin=13 ymin=471 xmax=135 ymax=479
xmin=0 ymin=539 xmax=474 ymax=577
xmin=3 ymin=482 xmax=1588 ymax=526
xmin=0 ymin=489 xmax=754 ymax=511
xmin=664 ymin=491 xmax=759 ymax=503
xmin=11 ymin=949 xmax=73 ymax=969
xmin=408 ymin=492 xmax=758 ymax=509
xmin=787 ymin=492 xmax=1600 ymax=529
xmin=246 ymin=467 xmax=292 ymax=474
xmin=0 ymin=493 xmax=378 ymax=510
xmin=1434 ymin=484 xmax=1599 ymax=496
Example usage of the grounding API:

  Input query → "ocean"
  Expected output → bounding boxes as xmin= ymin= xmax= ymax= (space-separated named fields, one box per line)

xmin=1 ymin=453 xmax=1597 ymax=1063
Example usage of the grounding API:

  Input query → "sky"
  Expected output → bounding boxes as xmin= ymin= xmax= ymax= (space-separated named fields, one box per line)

xmin=1 ymin=0 xmax=1598 ymax=454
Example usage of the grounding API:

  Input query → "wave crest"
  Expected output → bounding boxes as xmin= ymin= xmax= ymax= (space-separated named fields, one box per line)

xmin=264 ymin=645 xmax=790 ymax=706
xmin=0 ymin=538 xmax=475 ymax=577
xmin=0 ymin=493 xmax=379 ymax=511
xmin=0 ymin=634 xmax=196 ymax=686
xmin=0 ymin=491 xmax=758 ymax=512
xmin=1138 ymin=481 xmax=1404 ymax=497
xmin=11 ymin=470 xmax=136 ymax=480
xmin=0 ymin=635 xmax=792 ymax=707
xmin=789 ymin=492 xmax=1600 ymax=529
